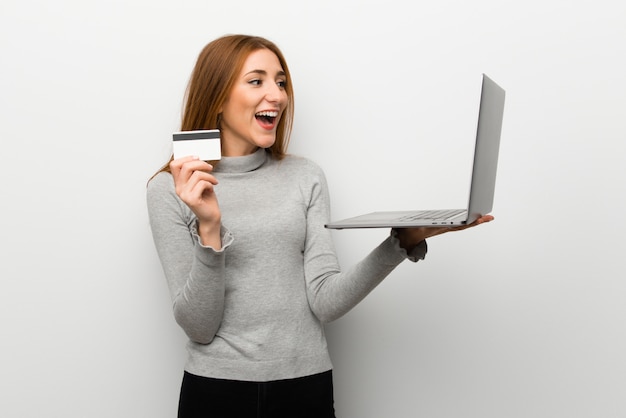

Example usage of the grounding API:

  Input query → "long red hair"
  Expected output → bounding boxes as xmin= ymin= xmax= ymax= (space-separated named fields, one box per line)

xmin=153 ymin=34 xmax=294 ymax=176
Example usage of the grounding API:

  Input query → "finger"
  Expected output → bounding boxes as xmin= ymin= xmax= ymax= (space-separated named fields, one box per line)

xmin=473 ymin=215 xmax=494 ymax=225
xmin=173 ymin=159 xmax=215 ymax=188
xmin=178 ymin=172 xmax=219 ymax=202
xmin=169 ymin=156 xmax=199 ymax=175
xmin=191 ymin=179 xmax=216 ymax=199
xmin=180 ymin=160 xmax=214 ymax=177
xmin=460 ymin=215 xmax=495 ymax=229
xmin=189 ymin=169 xmax=218 ymax=186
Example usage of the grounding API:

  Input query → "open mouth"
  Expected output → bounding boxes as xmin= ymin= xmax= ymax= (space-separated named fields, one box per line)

xmin=255 ymin=110 xmax=279 ymax=127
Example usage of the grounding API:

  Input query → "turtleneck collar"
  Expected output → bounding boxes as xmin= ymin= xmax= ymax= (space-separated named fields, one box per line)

xmin=214 ymin=148 xmax=268 ymax=173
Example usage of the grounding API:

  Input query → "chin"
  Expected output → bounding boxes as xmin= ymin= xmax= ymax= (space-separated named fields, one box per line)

xmin=255 ymin=136 xmax=277 ymax=149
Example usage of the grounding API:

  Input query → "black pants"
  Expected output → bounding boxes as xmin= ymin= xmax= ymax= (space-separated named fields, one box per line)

xmin=178 ymin=370 xmax=336 ymax=418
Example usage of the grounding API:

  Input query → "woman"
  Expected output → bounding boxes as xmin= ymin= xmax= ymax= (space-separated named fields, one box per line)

xmin=147 ymin=34 xmax=493 ymax=418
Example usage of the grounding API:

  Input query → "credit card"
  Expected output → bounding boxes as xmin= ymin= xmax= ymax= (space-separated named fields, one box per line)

xmin=172 ymin=129 xmax=221 ymax=160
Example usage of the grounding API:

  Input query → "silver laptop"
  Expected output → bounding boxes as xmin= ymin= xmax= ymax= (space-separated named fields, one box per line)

xmin=325 ymin=74 xmax=505 ymax=229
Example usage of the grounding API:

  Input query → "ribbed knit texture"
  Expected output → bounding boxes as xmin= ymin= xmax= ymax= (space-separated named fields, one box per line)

xmin=147 ymin=149 xmax=426 ymax=381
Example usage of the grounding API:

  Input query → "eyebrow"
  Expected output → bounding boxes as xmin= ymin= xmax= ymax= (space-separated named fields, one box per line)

xmin=244 ymin=69 xmax=287 ymax=77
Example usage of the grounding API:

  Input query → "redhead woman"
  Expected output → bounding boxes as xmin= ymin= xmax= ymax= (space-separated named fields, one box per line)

xmin=147 ymin=34 xmax=493 ymax=418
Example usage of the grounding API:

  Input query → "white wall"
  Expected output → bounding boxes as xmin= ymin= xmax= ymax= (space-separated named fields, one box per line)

xmin=2 ymin=1 xmax=625 ymax=417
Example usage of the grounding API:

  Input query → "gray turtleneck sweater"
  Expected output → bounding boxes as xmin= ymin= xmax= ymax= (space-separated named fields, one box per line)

xmin=146 ymin=148 xmax=426 ymax=382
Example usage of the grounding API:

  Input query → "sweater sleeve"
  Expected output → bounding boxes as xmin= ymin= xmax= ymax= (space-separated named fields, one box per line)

xmin=146 ymin=172 xmax=234 ymax=344
xmin=302 ymin=166 xmax=427 ymax=324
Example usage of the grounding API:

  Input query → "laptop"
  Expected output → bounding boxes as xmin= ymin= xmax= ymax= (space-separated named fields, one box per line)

xmin=325 ymin=73 xmax=505 ymax=229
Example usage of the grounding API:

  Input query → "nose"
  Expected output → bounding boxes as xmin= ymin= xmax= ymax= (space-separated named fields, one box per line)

xmin=265 ymin=82 xmax=285 ymax=104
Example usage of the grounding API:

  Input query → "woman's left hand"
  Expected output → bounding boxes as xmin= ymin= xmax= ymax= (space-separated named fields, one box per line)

xmin=394 ymin=215 xmax=494 ymax=252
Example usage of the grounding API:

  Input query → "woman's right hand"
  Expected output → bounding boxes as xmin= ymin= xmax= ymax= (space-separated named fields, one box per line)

xmin=170 ymin=156 xmax=222 ymax=249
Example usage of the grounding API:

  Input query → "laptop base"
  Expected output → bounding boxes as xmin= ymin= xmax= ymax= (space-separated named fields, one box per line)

xmin=325 ymin=209 xmax=470 ymax=229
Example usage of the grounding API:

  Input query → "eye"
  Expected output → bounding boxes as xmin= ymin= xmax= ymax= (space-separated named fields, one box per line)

xmin=277 ymin=80 xmax=287 ymax=88
xmin=248 ymin=79 xmax=262 ymax=86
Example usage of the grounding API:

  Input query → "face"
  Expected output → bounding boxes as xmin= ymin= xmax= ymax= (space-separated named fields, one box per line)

xmin=219 ymin=48 xmax=289 ymax=156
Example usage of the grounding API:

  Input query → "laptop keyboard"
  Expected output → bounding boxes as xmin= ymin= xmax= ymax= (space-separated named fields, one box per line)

xmin=397 ymin=209 xmax=465 ymax=222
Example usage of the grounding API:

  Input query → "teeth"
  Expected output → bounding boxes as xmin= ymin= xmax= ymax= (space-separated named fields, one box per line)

xmin=256 ymin=111 xmax=278 ymax=117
